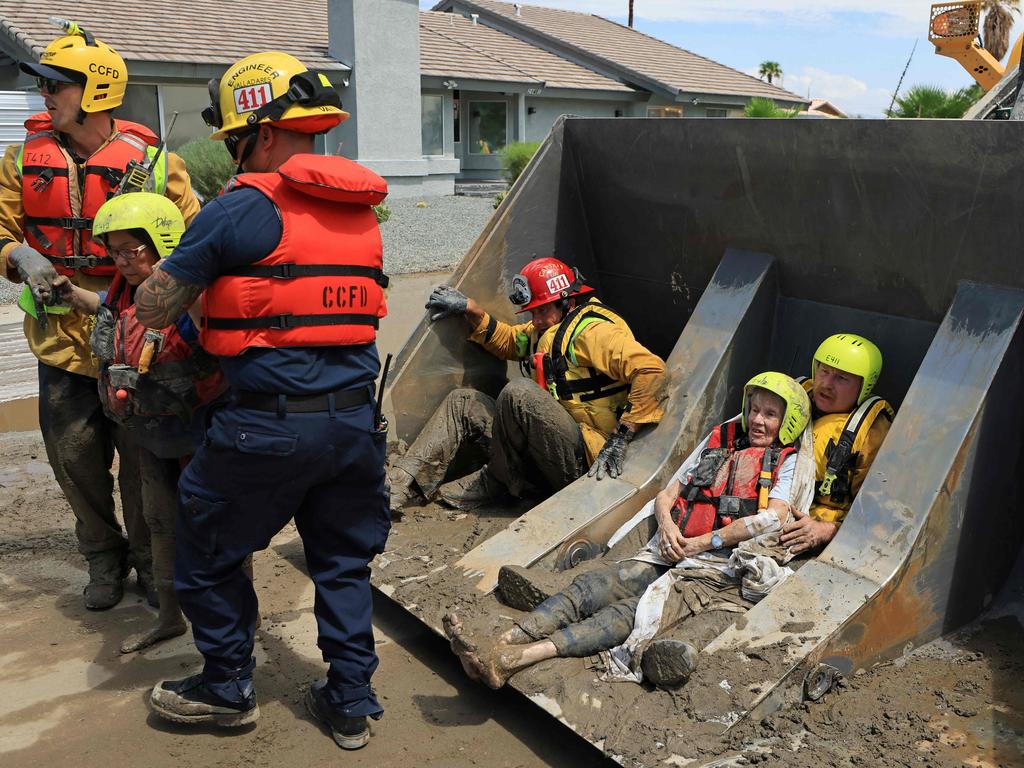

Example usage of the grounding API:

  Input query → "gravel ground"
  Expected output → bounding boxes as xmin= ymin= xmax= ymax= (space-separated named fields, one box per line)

xmin=0 ymin=195 xmax=496 ymax=306
xmin=380 ymin=194 xmax=497 ymax=275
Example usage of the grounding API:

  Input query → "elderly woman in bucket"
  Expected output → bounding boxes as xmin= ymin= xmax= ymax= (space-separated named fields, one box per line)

xmin=443 ymin=372 xmax=815 ymax=689
xmin=54 ymin=192 xmax=227 ymax=653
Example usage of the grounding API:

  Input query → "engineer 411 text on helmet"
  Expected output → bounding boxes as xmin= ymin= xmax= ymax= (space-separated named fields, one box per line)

xmin=202 ymin=51 xmax=349 ymax=140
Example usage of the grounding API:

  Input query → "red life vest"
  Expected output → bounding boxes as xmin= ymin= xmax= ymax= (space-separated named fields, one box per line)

xmin=200 ymin=154 xmax=389 ymax=356
xmin=672 ymin=421 xmax=796 ymax=538
xmin=18 ymin=113 xmax=161 ymax=277
xmin=100 ymin=273 xmax=226 ymax=434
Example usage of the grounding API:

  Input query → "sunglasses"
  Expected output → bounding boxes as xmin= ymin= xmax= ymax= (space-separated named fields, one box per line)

xmin=107 ymin=243 xmax=150 ymax=263
xmin=224 ymin=128 xmax=259 ymax=162
xmin=35 ymin=77 xmax=71 ymax=94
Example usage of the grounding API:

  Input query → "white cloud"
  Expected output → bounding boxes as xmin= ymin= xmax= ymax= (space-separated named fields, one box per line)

xmin=745 ymin=65 xmax=895 ymax=116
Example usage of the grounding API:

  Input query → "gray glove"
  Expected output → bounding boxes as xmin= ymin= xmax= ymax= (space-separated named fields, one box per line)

xmin=425 ymin=285 xmax=468 ymax=321
xmin=588 ymin=431 xmax=629 ymax=480
xmin=9 ymin=244 xmax=58 ymax=305
xmin=90 ymin=305 xmax=116 ymax=364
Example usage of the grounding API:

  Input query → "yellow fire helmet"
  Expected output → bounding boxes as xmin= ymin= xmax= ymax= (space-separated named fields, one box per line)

xmin=203 ymin=51 xmax=349 ymax=140
xmin=741 ymin=371 xmax=811 ymax=446
xmin=92 ymin=193 xmax=185 ymax=259
xmin=812 ymin=333 xmax=883 ymax=405
xmin=19 ymin=20 xmax=127 ymax=112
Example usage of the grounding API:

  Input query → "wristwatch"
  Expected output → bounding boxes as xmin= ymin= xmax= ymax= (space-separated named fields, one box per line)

xmin=710 ymin=533 xmax=724 ymax=550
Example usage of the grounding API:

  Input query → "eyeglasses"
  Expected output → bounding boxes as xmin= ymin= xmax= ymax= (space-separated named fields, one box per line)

xmin=35 ymin=77 xmax=70 ymax=95
xmin=108 ymin=243 xmax=150 ymax=263
xmin=224 ymin=128 xmax=258 ymax=162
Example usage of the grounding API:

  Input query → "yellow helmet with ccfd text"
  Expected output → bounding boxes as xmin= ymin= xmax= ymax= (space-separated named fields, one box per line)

xmin=19 ymin=19 xmax=126 ymax=111
xmin=203 ymin=51 xmax=349 ymax=140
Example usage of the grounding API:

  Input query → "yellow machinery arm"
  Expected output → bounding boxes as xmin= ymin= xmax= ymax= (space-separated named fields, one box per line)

xmin=928 ymin=2 xmax=1020 ymax=91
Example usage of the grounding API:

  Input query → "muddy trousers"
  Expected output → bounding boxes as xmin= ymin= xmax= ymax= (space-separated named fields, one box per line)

xmin=175 ymin=399 xmax=389 ymax=717
xmin=38 ymin=362 xmax=148 ymax=571
xmin=516 ymin=561 xmax=667 ymax=657
xmin=138 ymin=449 xmax=182 ymax=608
xmin=396 ymin=378 xmax=584 ymax=498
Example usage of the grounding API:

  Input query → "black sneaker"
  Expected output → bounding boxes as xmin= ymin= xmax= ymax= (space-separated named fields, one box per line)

xmin=305 ymin=680 xmax=370 ymax=750
xmin=150 ymin=674 xmax=259 ymax=727
xmin=640 ymin=639 xmax=698 ymax=689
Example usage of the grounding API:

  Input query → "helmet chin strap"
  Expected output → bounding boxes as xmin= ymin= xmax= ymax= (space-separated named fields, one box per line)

xmin=235 ymin=127 xmax=260 ymax=175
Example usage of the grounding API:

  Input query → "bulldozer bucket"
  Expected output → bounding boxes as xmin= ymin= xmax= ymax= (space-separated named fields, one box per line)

xmin=375 ymin=116 xmax=1024 ymax=764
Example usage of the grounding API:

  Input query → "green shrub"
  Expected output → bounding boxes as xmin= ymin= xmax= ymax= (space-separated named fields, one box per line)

xmin=492 ymin=191 xmax=506 ymax=210
xmin=743 ymin=97 xmax=801 ymax=118
xmin=176 ymin=138 xmax=236 ymax=204
xmin=498 ymin=141 xmax=541 ymax=184
xmin=373 ymin=203 xmax=391 ymax=224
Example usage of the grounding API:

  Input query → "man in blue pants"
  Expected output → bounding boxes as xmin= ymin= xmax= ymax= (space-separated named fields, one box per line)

xmin=135 ymin=52 xmax=390 ymax=750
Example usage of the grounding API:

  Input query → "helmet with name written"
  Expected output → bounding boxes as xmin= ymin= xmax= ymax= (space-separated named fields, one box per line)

xmin=509 ymin=257 xmax=594 ymax=313
xmin=812 ymin=333 xmax=883 ymax=405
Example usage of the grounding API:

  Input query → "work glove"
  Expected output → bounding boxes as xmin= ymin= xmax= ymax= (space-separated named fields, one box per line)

xmin=588 ymin=430 xmax=629 ymax=480
xmin=90 ymin=305 xmax=116 ymax=364
xmin=425 ymin=285 xmax=468 ymax=321
xmin=10 ymin=244 xmax=58 ymax=304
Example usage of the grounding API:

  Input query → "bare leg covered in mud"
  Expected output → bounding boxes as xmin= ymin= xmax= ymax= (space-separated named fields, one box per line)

xmin=443 ymin=612 xmax=558 ymax=689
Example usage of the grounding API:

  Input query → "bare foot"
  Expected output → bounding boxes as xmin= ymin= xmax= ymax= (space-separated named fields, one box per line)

xmin=119 ymin=620 xmax=187 ymax=654
xmin=442 ymin=613 xmax=523 ymax=689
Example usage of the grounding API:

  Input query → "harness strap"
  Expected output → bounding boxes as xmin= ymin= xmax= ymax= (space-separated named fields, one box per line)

xmin=224 ymin=263 xmax=389 ymax=287
xmin=204 ymin=313 xmax=380 ymax=331
xmin=818 ymin=395 xmax=891 ymax=497
xmin=549 ymin=300 xmax=630 ymax=402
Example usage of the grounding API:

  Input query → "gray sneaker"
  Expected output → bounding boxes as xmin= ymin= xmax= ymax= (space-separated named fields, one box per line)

xmin=438 ymin=466 xmax=509 ymax=510
xmin=640 ymin=639 xmax=698 ymax=688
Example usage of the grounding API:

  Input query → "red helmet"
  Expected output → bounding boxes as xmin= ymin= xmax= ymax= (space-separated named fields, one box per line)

xmin=509 ymin=257 xmax=593 ymax=313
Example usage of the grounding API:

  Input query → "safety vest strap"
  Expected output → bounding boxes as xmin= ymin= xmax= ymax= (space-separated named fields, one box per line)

xmin=224 ymin=263 xmax=389 ymax=287
xmin=549 ymin=300 xmax=629 ymax=402
xmin=148 ymin=146 xmax=167 ymax=195
xmin=818 ymin=395 xmax=893 ymax=497
xmin=203 ymin=312 xmax=380 ymax=332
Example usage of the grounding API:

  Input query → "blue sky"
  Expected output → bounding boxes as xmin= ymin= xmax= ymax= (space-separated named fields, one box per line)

xmin=420 ymin=1 xmax=1023 ymax=116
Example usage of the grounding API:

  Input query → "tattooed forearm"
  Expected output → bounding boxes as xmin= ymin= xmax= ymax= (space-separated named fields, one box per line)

xmin=135 ymin=263 xmax=203 ymax=328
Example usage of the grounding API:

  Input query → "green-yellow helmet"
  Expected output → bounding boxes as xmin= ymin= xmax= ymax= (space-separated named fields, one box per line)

xmin=92 ymin=193 xmax=185 ymax=259
xmin=741 ymin=371 xmax=811 ymax=446
xmin=812 ymin=333 xmax=882 ymax=405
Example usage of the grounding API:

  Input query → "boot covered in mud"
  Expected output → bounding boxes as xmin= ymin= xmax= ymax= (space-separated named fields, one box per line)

xmin=640 ymin=639 xmax=698 ymax=689
xmin=438 ymin=466 xmax=509 ymax=510
xmin=305 ymin=679 xmax=371 ymax=750
xmin=150 ymin=671 xmax=259 ymax=727
xmin=84 ymin=549 xmax=129 ymax=610
xmin=387 ymin=465 xmax=421 ymax=512
xmin=498 ymin=564 xmax=554 ymax=611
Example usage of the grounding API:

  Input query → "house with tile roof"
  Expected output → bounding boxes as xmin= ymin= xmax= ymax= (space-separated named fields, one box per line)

xmin=0 ymin=0 xmax=806 ymax=193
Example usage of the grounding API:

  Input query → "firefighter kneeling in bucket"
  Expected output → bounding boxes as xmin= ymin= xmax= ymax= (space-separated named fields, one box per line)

xmin=388 ymin=257 xmax=666 ymax=512
xmin=54 ymin=193 xmax=227 ymax=655
xmin=135 ymin=52 xmax=389 ymax=750
xmin=442 ymin=372 xmax=812 ymax=690
xmin=1 ymin=20 xmax=200 ymax=611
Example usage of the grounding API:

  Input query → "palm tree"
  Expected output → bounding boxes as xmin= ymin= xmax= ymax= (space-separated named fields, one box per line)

xmin=981 ymin=0 xmax=1020 ymax=61
xmin=886 ymin=84 xmax=983 ymax=118
xmin=628 ymin=0 xmax=634 ymax=28
xmin=758 ymin=61 xmax=783 ymax=85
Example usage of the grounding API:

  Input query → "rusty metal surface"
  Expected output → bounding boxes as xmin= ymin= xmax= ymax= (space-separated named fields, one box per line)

xmin=380 ymin=116 xmax=1024 ymax=760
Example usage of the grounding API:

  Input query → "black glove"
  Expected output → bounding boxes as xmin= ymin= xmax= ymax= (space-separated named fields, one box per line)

xmin=90 ymin=305 xmax=116 ymax=364
xmin=588 ymin=431 xmax=629 ymax=480
xmin=425 ymin=285 xmax=468 ymax=321
xmin=10 ymin=244 xmax=58 ymax=305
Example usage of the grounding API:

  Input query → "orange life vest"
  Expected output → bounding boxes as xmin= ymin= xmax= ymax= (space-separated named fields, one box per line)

xmin=18 ymin=113 xmax=160 ymax=277
xmin=672 ymin=421 xmax=796 ymax=537
xmin=200 ymin=154 xmax=389 ymax=356
xmin=99 ymin=273 xmax=226 ymax=455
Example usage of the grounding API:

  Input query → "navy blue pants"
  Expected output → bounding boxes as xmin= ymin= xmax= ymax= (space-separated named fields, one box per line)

xmin=174 ymin=395 xmax=389 ymax=718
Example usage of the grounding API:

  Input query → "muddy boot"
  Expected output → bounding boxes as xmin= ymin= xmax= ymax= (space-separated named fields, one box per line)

xmin=438 ymin=466 xmax=509 ymax=510
xmin=84 ymin=550 xmax=128 ymax=611
xmin=498 ymin=564 xmax=554 ymax=611
xmin=640 ymin=639 xmax=698 ymax=689
xmin=150 ymin=674 xmax=259 ymax=727
xmin=387 ymin=466 xmax=420 ymax=512
xmin=305 ymin=679 xmax=370 ymax=750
